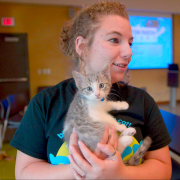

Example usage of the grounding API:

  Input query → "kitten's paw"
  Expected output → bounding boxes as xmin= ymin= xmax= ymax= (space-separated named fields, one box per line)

xmin=120 ymin=127 xmax=136 ymax=137
xmin=116 ymin=101 xmax=129 ymax=110
xmin=118 ymin=136 xmax=133 ymax=149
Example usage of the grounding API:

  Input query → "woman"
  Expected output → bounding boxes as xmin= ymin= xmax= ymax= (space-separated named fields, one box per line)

xmin=11 ymin=2 xmax=172 ymax=179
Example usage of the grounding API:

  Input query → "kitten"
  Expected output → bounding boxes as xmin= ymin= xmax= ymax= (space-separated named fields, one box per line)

xmin=64 ymin=64 xmax=152 ymax=165
xmin=64 ymin=64 xmax=135 ymax=152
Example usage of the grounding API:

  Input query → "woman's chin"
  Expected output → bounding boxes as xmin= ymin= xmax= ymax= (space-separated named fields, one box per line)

xmin=111 ymin=75 xmax=124 ymax=84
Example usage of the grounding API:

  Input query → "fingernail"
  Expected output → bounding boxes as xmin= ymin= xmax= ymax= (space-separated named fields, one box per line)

xmin=70 ymin=145 xmax=73 ymax=152
xmin=73 ymin=127 xmax=76 ymax=132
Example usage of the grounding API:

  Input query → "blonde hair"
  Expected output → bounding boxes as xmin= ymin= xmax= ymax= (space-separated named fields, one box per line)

xmin=60 ymin=1 xmax=129 ymax=74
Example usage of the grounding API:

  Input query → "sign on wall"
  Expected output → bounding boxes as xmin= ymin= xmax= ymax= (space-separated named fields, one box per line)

xmin=1 ymin=17 xmax=15 ymax=27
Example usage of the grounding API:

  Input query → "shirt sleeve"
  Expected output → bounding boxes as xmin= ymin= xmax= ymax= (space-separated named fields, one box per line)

xmin=10 ymin=94 xmax=48 ymax=160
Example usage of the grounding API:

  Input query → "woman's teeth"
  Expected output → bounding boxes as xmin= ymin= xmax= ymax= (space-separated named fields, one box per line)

xmin=113 ymin=63 xmax=126 ymax=68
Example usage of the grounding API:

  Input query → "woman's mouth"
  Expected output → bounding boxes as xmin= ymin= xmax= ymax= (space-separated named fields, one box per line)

xmin=113 ymin=63 xmax=127 ymax=69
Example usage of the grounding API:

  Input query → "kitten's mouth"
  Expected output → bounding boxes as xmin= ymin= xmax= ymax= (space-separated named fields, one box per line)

xmin=113 ymin=63 xmax=127 ymax=68
xmin=95 ymin=97 xmax=104 ymax=101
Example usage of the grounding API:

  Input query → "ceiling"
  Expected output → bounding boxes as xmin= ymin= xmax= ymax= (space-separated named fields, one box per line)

xmin=0 ymin=0 xmax=180 ymax=14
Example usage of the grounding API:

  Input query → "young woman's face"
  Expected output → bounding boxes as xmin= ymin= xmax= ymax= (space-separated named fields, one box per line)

xmin=85 ymin=15 xmax=133 ymax=84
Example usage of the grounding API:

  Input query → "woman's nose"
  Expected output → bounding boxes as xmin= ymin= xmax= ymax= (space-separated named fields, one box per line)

xmin=120 ymin=43 xmax=133 ymax=59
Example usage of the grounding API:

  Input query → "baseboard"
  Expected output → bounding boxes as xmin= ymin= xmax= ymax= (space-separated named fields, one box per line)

xmin=170 ymin=150 xmax=180 ymax=164
xmin=156 ymin=100 xmax=180 ymax=105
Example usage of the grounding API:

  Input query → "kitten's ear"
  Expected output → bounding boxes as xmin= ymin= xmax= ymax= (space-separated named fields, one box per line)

xmin=72 ymin=71 xmax=85 ymax=89
xmin=99 ymin=63 xmax=111 ymax=79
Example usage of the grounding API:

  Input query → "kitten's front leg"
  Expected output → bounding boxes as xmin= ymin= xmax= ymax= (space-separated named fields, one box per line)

xmin=94 ymin=111 xmax=127 ymax=132
xmin=105 ymin=101 xmax=129 ymax=111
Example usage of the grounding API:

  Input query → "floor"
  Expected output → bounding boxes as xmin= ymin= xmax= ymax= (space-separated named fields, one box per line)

xmin=158 ymin=102 xmax=180 ymax=116
xmin=0 ymin=143 xmax=16 ymax=179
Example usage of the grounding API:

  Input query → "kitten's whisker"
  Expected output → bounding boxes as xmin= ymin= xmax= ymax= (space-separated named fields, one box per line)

xmin=107 ymin=97 xmax=116 ymax=101
xmin=107 ymin=94 xmax=119 ymax=101
xmin=107 ymin=95 xmax=118 ymax=100
xmin=108 ymin=94 xmax=117 ymax=99
xmin=108 ymin=93 xmax=121 ymax=99
xmin=110 ymin=89 xmax=121 ymax=94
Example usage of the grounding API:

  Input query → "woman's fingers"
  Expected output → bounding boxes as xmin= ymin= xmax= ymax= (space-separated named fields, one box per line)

xmin=69 ymin=128 xmax=83 ymax=156
xmin=100 ymin=124 xmax=109 ymax=144
xmin=69 ymin=129 xmax=90 ymax=179
xmin=97 ymin=142 xmax=118 ymax=159
xmin=72 ymin=168 xmax=83 ymax=180
xmin=70 ymin=144 xmax=92 ymax=172
xmin=93 ymin=125 xmax=109 ymax=159
xmin=69 ymin=129 xmax=78 ymax=147
xmin=68 ymin=154 xmax=86 ymax=178
xmin=78 ymin=141 xmax=102 ymax=168
xmin=108 ymin=126 xmax=118 ymax=149
xmin=94 ymin=125 xmax=118 ymax=159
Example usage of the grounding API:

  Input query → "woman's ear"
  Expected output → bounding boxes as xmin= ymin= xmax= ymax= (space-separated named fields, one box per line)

xmin=75 ymin=36 xmax=86 ymax=56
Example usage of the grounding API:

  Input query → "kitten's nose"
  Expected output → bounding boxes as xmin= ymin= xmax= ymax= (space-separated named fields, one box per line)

xmin=95 ymin=93 xmax=100 ymax=98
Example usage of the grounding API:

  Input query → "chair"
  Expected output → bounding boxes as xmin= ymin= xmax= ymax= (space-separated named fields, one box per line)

xmin=0 ymin=101 xmax=4 ymax=120
xmin=1 ymin=93 xmax=27 ymax=144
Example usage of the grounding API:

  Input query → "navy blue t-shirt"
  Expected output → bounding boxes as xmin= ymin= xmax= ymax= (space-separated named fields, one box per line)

xmin=10 ymin=78 xmax=171 ymax=165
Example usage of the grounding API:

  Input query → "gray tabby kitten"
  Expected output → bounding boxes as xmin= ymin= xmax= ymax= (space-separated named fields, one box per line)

xmin=64 ymin=64 xmax=152 ymax=165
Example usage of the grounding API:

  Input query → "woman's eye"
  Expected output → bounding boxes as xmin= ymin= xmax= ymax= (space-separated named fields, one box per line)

xmin=87 ymin=87 xmax=92 ymax=91
xmin=129 ymin=42 xmax=133 ymax=47
xmin=99 ymin=83 xmax=104 ymax=89
xmin=109 ymin=38 xmax=119 ymax=43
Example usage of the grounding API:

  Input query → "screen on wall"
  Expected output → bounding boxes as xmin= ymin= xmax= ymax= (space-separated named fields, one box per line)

xmin=128 ymin=13 xmax=172 ymax=69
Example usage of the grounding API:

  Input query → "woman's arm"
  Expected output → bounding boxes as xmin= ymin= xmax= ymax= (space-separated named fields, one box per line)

xmin=15 ymin=150 xmax=74 ymax=179
xmin=121 ymin=145 xmax=172 ymax=179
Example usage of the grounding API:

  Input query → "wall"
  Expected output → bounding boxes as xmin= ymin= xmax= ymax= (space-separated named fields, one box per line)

xmin=0 ymin=3 xmax=71 ymax=98
xmin=129 ymin=14 xmax=180 ymax=102
xmin=1 ymin=0 xmax=180 ymax=14
xmin=0 ymin=3 xmax=180 ymax=102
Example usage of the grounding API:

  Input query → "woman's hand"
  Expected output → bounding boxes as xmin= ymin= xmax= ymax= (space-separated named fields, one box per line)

xmin=93 ymin=125 xmax=118 ymax=160
xmin=68 ymin=126 xmax=126 ymax=179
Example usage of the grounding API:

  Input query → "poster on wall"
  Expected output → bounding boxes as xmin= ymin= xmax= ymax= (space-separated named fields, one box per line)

xmin=128 ymin=14 xmax=172 ymax=69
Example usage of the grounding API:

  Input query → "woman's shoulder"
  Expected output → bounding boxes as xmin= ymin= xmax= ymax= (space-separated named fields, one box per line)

xmin=31 ymin=78 xmax=76 ymax=106
xmin=127 ymin=85 xmax=148 ymax=96
xmin=40 ymin=78 xmax=76 ymax=94
xmin=116 ymin=82 xmax=151 ymax=98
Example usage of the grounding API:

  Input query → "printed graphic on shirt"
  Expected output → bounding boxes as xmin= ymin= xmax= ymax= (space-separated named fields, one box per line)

xmin=49 ymin=128 xmax=143 ymax=165
xmin=49 ymin=131 xmax=70 ymax=165
xmin=49 ymin=141 xmax=70 ymax=165
xmin=122 ymin=137 xmax=143 ymax=162
xmin=114 ymin=118 xmax=132 ymax=127
xmin=57 ymin=130 xmax=64 ymax=139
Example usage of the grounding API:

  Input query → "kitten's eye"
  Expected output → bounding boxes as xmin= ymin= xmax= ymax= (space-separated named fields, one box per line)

xmin=87 ymin=87 xmax=92 ymax=91
xmin=99 ymin=83 xmax=104 ymax=89
xmin=109 ymin=38 xmax=119 ymax=44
